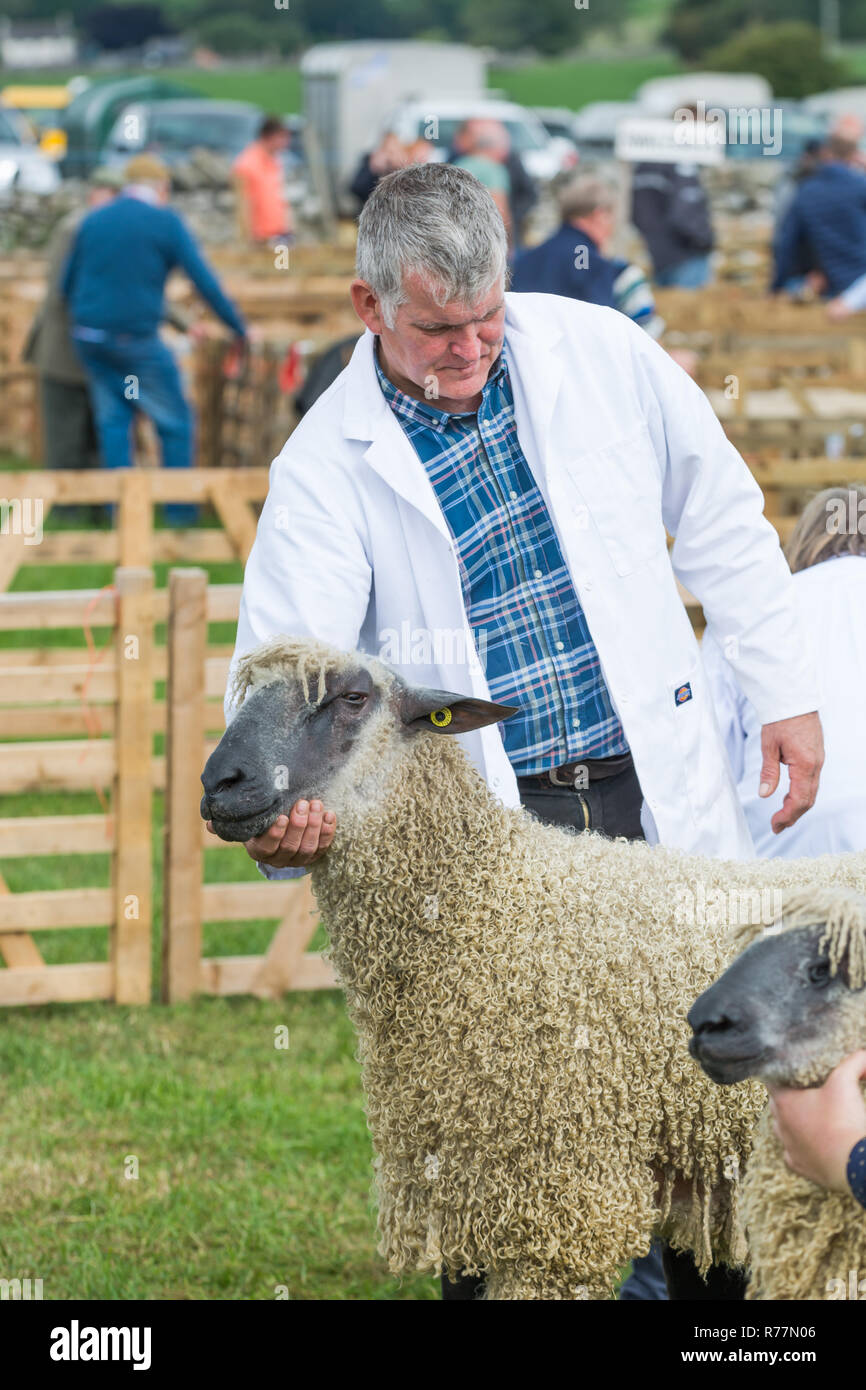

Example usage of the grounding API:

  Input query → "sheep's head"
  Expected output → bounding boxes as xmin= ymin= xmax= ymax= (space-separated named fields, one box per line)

xmin=201 ymin=635 xmax=516 ymax=842
xmin=688 ymin=888 xmax=866 ymax=1089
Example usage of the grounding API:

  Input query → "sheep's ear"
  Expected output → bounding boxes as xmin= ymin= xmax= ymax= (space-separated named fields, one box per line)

xmin=399 ymin=685 xmax=519 ymax=735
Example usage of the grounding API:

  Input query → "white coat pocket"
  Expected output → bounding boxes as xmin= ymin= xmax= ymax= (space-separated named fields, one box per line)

xmin=560 ymin=424 xmax=667 ymax=577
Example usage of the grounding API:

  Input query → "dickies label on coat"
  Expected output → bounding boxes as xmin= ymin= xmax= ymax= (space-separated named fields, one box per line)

xmin=675 ymin=682 xmax=693 ymax=706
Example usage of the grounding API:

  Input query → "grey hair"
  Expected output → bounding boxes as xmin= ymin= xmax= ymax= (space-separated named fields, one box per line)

xmin=785 ymin=484 xmax=866 ymax=574
xmin=356 ymin=163 xmax=508 ymax=328
xmin=557 ymin=174 xmax=617 ymax=223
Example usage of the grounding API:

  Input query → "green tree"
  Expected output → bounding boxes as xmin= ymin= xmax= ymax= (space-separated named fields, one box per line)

xmin=702 ymin=21 xmax=852 ymax=98
xmin=666 ymin=0 xmax=866 ymax=59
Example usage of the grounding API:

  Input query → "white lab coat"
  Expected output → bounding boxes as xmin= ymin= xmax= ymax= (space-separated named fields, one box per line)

xmin=703 ymin=554 xmax=866 ymax=858
xmin=229 ymin=292 xmax=819 ymax=863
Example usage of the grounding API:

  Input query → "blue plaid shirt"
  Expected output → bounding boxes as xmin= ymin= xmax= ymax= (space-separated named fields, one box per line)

xmin=374 ymin=339 xmax=628 ymax=773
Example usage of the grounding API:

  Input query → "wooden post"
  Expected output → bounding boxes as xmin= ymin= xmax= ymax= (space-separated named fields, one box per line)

xmin=162 ymin=568 xmax=208 ymax=1002
xmin=112 ymin=568 xmax=154 ymax=1004
xmin=119 ymin=471 xmax=153 ymax=569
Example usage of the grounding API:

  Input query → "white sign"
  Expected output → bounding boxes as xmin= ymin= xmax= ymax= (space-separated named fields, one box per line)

xmin=615 ymin=117 xmax=725 ymax=165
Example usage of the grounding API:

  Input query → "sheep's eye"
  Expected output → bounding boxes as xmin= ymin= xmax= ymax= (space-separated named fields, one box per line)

xmin=808 ymin=960 xmax=831 ymax=986
xmin=340 ymin=692 xmax=367 ymax=706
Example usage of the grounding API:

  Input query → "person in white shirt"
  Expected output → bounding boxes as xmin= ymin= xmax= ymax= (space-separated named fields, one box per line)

xmin=703 ymin=484 xmax=866 ymax=858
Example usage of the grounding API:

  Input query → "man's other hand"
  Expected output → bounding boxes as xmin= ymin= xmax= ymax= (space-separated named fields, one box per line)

xmin=758 ymin=710 xmax=824 ymax=833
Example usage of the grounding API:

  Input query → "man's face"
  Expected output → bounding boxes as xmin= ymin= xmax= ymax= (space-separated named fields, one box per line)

xmin=354 ymin=272 xmax=506 ymax=409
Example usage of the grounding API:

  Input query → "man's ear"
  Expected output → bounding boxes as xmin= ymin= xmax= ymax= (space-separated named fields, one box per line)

xmin=398 ymin=684 xmax=519 ymax=735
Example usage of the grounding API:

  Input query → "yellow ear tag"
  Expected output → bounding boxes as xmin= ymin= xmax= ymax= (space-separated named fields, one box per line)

xmin=430 ymin=708 xmax=452 ymax=727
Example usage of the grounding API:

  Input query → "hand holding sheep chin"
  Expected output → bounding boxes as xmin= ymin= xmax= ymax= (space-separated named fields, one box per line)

xmin=759 ymin=711 xmax=824 ymax=833
xmin=207 ymin=800 xmax=336 ymax=867
xmin=769 ymin=1051 xmax=866 ymax=1192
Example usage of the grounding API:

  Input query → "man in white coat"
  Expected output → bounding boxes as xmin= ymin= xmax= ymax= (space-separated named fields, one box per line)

xmin=220 ymin=163 xmax=824 ymax=1298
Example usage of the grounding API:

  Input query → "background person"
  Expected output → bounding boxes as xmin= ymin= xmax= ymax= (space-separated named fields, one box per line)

xmin=350 ymin=131 xmax=410 ymax=208
xmin=61 ymin=153 xmax=248 ymax=524
xmin=512 ymin=174 xmax=663 ymax=337
xmin=450 ymin=118 xmax=513 ymax=246
xmin=631 ymin=113 xmax=714 ymax=289
xmin=703 ymin=485 xmax=866 ymax=858
xmin=21 ymin=166 xmax=123 ymax=520
xmin=232 ymin=115 xmax=294 ymax=246
xmin=772 ymin=135 xmax=866 ymax=305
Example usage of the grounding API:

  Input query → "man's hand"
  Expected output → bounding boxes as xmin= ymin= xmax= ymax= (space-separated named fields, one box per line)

xmin=758 ymin=710 xmax=824 ymax=833
xmin=207 ymin=799 xmax=336 ymax=868
xmin=769 ymin=1051 xmax=866 ymax=1191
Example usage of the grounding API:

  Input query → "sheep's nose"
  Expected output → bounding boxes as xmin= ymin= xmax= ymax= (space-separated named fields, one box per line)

xmin=201 ymin=755 xmax=250 ymax=803
xmin=687 ymin=996 xmax=745 ymax=1038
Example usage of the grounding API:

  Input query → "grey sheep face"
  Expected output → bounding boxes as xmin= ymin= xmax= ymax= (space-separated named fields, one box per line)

xmin=688 ymin=920 xmax=866 ymax=1089
xmin=200 ymin=655 xmax=516 ymax=843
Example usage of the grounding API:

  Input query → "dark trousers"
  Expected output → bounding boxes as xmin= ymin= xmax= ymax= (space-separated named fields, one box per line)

xmin=441 ymin=760 xmax=746 ymax=1301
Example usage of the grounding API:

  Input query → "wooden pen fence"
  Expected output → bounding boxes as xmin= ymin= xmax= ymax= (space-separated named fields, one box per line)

xmin=0 ymin=467 xmax=269 ymax=592
xmin=0 ymin=568 xmax=333 ymax=1007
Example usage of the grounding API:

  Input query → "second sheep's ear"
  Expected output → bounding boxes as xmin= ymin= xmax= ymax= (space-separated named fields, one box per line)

xmin=399 ymin=684 xmax=519 ymax=735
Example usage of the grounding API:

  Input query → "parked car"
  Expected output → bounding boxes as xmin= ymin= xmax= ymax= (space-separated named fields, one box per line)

xmin=725 ymin=102 xmax=827 ymax=162
xmin=570 ymin=101 xmax=642 ymax=160
xmin=386 ymin=97 xmax=578 ymax=182
xmin=0 ymin=83 xmax=73 ymax=160
xmin=532 ymin=106 xmax=579 ymax=143
xmin=0 ymin=106 xmax=61 ymax=194
xmin=100 ymin=99 xmax=267 ymax=168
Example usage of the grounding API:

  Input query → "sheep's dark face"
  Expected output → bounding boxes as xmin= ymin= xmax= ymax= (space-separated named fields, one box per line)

xmin=200 ymin=656 xmax=516 ymax=843
xmin=688 ymin=921 xmax=866 ymax=1088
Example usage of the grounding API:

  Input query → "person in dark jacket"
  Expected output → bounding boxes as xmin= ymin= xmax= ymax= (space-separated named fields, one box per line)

xmin=350 ymin=132 xmax=410 ymax=208
xmin=22 ymin=167 xmax=123 ymax=496
xmin=512 ymin=174 xmax=662 ymax=336
xmin=772 ymin=135 xmax=866 ymax=301
xmin=631 ymin=157 xmax=714 ymax=288
xmin=62 ymin=154 xmax=247 ymax=522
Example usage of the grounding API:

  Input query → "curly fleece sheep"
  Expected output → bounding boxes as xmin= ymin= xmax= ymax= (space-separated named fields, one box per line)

xmin=201 ymin=636 xmax=866 ymax=1300
xmin=690 ymin=888 xmax=866 ymax=1300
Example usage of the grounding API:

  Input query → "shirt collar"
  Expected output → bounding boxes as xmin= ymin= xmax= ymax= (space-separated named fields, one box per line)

xmin=374 ymin=337 xmax=509 ymax=432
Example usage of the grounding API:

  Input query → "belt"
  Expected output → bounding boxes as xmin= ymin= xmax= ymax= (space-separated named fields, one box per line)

xmin=517 ymin=750 xmax=634 ymax=789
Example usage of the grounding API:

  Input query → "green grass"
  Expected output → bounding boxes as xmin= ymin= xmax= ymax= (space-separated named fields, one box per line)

xmin=5 ymin=54 xmax=687 ymax=119
xmin=0 ymin=455 xmax=440 ymax=1299
xmin=490 ymin=54 xmax=684 ymax=110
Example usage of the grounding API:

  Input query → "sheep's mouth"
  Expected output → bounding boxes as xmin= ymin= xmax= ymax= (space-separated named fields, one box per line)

xmin=688 ymin=1036 xmax=769 ymax=1086
xmin=200 ymin=795 xmax=284 ymax=843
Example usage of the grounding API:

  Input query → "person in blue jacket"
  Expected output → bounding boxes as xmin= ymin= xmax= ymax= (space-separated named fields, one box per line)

xmin=512 ymin=174 xmax=663 ymax=337
xmin=772 ymin=134 xmax=866 ymax=301
xmin=62 ymin=153 xmax=248 ymax=514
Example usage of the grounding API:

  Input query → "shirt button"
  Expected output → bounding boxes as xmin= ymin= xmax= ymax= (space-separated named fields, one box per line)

xmin=555 ymin=641 xmax=564 ymax=651
xmin=583 ymin=580 xmax=594 ymax=592
xmin=574 ymin=719 xmax=581 ymax=730
xmin=510 ymin=490 xmax=518 ymax=501
xmin=534 ymin=569 xmax=543 ymax=580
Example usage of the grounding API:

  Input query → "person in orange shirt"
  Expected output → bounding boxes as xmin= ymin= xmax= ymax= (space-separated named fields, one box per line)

xmin=232 ymin=116 xmax=293 ymax=245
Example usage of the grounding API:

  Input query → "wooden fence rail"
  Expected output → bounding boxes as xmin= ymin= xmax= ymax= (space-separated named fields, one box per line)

xmin=0 ymin=467 xmax=269 ymax=591
xmin=161 ymin=568 xmax=333 ymax=1002
xmin=0 ymin=568 xmax=153 ymax=1006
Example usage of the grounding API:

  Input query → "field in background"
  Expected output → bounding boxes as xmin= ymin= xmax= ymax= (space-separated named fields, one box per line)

xmin=9 ymin=45 xmax=866 ymax=120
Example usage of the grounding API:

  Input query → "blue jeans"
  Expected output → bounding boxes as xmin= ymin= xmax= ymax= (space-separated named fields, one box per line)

xmin=74 ymin=332 xmax=197 ymax=525
xmin=655 ymin=255 xmax=712 ymax=289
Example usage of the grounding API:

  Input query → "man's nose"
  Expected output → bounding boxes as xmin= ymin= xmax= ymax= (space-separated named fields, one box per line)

xmin=449 ymin=326 xmax=482 ymax=360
